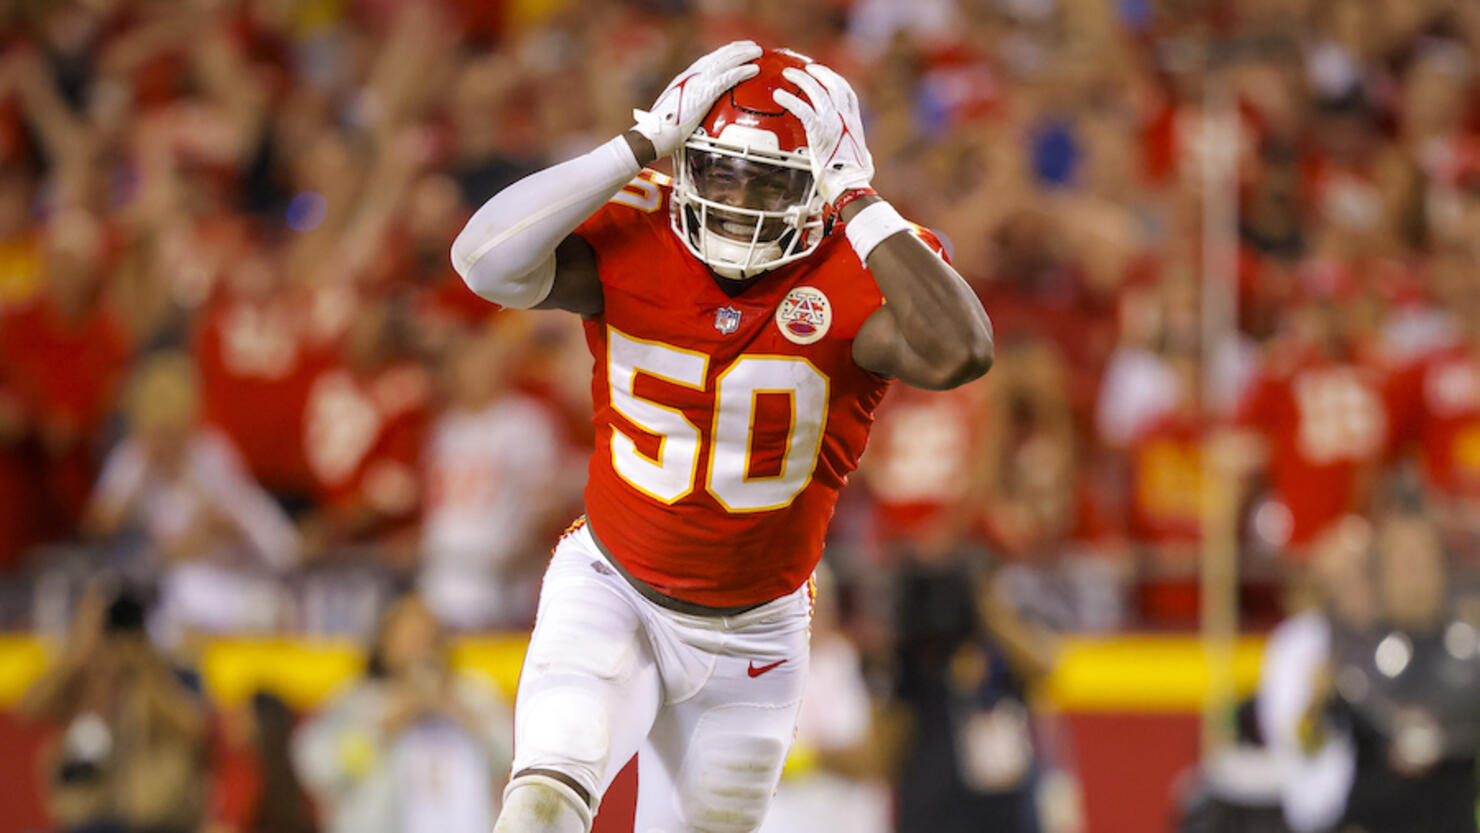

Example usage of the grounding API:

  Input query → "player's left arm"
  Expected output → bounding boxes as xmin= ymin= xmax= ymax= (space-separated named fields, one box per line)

xmin=845 ymin=199 xmax=993 ymax=389
xmin=776 ymin=64 xmax=993 ymax=391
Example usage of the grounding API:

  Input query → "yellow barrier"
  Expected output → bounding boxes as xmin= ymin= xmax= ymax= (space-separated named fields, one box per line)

xmin=0 ymin=635 xmax=49 ymax=708
xmin=1044 ymin=634 xmax=1266 ymax=711
xmin=0 ymin=632 xmax=1263 ymax=712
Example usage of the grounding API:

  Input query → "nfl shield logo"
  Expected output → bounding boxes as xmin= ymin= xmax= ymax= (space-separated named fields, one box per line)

xmin=715 ymin=306 xmax=741 ymax=335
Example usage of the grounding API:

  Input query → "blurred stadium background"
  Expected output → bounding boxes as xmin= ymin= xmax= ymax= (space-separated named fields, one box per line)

xmin=2 ymin=0 xmax=1480 ymax=832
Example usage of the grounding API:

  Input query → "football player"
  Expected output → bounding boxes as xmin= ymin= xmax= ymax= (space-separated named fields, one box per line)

xmin=451 ymin=42 xmax=993 ymax=833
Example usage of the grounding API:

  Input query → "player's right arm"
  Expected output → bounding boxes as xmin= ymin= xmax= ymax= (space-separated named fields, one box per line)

xmin=450 ymin=41 xmax=761 ymax=316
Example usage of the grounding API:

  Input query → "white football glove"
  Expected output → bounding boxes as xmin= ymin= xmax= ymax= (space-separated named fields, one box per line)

xmin=773 ymin=63 xmax=875 ymax=205
xmin=632 ymin=40 xmax=763 ymax=158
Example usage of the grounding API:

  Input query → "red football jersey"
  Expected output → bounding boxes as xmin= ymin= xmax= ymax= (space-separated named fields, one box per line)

xmin=1236 ymin=346 xmax=1394 ymax=549
xmin=574 ymin=170 xmax=940 ymax=607
xmin=862 ymin=384 xmax=981 ymax=541
xmin=303 ymin=360 xmax=430 ymax=530
xmin=194 ymin=290 xmax=334 ymax=496
xmin=1127 ymin=412 xmax=1204 ymax=546
xmin=0 ymin=296 xmax=130 ymax=530
xmin=1393 ymin=344 xmax=1480 ymax=499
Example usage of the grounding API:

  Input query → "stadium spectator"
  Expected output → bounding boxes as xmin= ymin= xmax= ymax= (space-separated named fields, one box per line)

xmin=1256 ymin=515 xmax=1375 ymax=832
xmin=889 ymin=542 xmax=1059 ymax=833
xmin=1223 ymin=269 xmax=1398 ymax=562
xmin=19 ymin=585 xmax=209 ymax=833
xmin=975 ymin=210 xmax=1116 ymax=424
xmin=192 ymin=229 xmax=335 ymax=508
xmin=1118 ymin=345 xmax=1213 ymax=626
xmin=1261 ymin=503 xmax=1480 ymax=833
xmin=1121 ymin=346 xmax=1204 ymax=554
xmin=976 ymin=340 xmax=1128 ymax=632
xmin=446 ymin=53 xmax=546 ymax=216
xmin=420 ymin=321 xmax=564 ymax=629
xmin=85 ymin=352 xmax=299 ymax=642
xmin=0 ymin=209 xmax=130 ymax=547
xmin=293 ymin=593 xmax=513 ymax=833
xmin=1331 ymin=507 xmax=1480 ymax=833
xmin=0 ymin=346 xmax=39 ymax=576
xmin=0 ymin=164 xmax=41 ymax=309
xmin=1388 ymin=265 xmax=1480 ymax=549
xmin=300 ymin=297 xmax=429 ymax=561
xmin=859 ymin=382 xmax=985 ymax=553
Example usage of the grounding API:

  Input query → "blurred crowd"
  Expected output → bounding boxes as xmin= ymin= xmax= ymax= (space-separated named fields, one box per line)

xmin=20 ymin=584 xmax=514 ymax=833
xmin=7 ymin=0 xmax=1480 ymax=635
xmin=6 ymin=0 xmax=1480 ymax=830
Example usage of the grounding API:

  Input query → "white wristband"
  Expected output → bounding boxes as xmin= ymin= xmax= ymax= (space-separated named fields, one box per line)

xmin=844 ymin=200 xmax=913 ymax=264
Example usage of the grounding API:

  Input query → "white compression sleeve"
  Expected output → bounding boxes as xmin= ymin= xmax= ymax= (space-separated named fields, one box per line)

xmin=451 ymin=135 xmax=641 ymax=308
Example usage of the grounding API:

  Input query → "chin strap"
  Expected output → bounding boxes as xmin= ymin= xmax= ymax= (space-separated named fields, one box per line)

xmin=705 ymin=236 xmax=784 ymax=280
xmin=682 ymin=203 xmax=781 ymax=280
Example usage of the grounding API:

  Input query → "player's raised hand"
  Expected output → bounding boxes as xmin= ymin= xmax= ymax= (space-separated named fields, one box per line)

xmin=773 ymin=63 xmax=875 ymax=205
xmin=632 ymin=40 xmax=763 ymax=157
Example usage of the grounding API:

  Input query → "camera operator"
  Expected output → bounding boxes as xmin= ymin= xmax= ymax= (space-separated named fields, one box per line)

xmin=1320 ymin=507 xmax=1480 ymax=833
xmin=19 ymin=586 xmax=209 ymax=833
xmin=887 ymin=541 xmax=1061 ymax=833
xmin=292 ymin=594 xmax=512 ymax=833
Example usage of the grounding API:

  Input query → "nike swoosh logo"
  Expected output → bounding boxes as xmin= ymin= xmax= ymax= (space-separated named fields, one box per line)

xmin=747 ymin=659 xmax=786 ymax=678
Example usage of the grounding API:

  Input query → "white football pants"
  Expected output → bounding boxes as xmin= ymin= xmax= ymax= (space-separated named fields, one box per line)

xmin=508 ymin=521 xmax=813 ymax=833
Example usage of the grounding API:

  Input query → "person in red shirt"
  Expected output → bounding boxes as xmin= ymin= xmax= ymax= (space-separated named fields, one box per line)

xmin=1389 ymin=277 xmax=1480 ymax=546
xmin=301 ymin=295 xmax=429 ymax=560
xmin=450 ymin=44 xmax=991 ymax=833
xmin=193 ymin=233 xmax=334 ymax=503
xmin=0 ymin=210 xmax=129 ymax=544
xmin=1126 ymin=349 xmax=1205 ymax=552
xmin=0 ymin=358 xmax=39 ymax=571
xmin=1225 ymin=269 xmax=1396 ymax=559
xmin=973 ymin=339 xmax=1112 ymax=561
xmin=1120 ymin=347 xmax=1211 ymax=625
xmin=974 ymin=209 xmax=1116 ymax=426
xmin=858 ymin=382 xmax=984 ymax=552
xmin=969 ymin=339 xmax=1129 ymax=632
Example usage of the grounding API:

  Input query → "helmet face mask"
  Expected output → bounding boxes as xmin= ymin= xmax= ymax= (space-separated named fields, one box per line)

xmin=688 ymin=152 xmax=813 ymax=236
xmin=669 ymin=49 xmax=828 ymax=281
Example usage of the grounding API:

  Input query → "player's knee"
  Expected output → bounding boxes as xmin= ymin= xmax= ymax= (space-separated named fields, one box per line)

xmin=518 ymin=686 xmax=612 ymax=776
xmin=677 ymin=736 xmax=787 ymax=833
xmin=497 ymin=775 xmax=592 ymax=833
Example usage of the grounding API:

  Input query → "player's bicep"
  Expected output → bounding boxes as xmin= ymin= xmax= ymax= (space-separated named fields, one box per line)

xmin=852 ymin=305 xmax=956 ymax=391
xmin=534 ymin=234 xmax=604 ymax=317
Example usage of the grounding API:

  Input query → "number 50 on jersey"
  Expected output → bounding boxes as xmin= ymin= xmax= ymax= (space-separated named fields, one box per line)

xmin=606 ymin=327 xmax=828 ymax=513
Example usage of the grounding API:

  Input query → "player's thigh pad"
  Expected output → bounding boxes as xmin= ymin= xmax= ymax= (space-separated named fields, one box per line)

xmin=674 ymin=704 xmax=799 ymax=833
xmin=637 ymin=597 xmax=812 ymax=833
xmin=512 ymin=534 xmax=661 ymax=801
